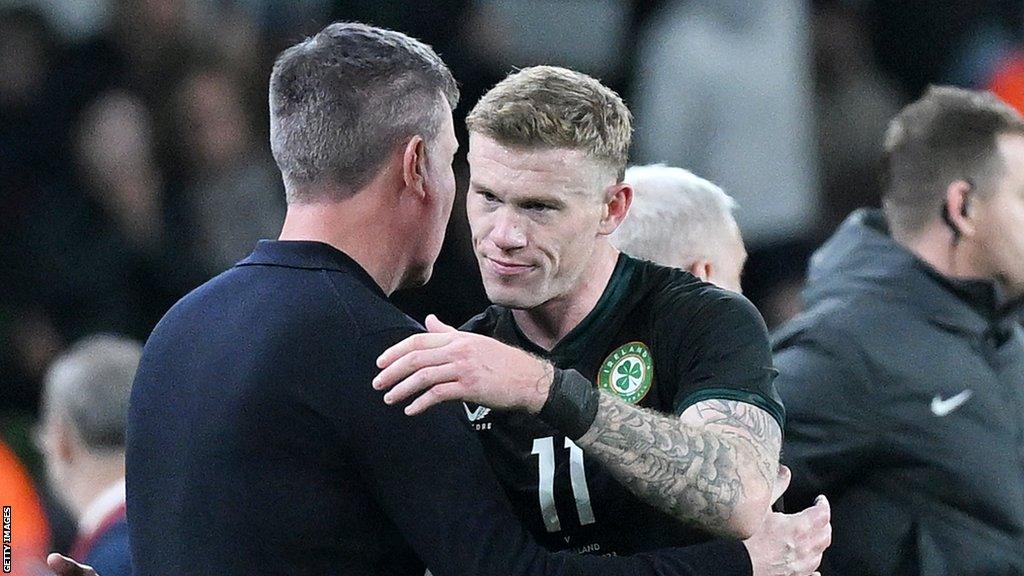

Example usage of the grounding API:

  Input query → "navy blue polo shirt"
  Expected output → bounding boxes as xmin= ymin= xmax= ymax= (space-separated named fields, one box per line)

xmin=125 ymin=240 xmax=749 ymax=576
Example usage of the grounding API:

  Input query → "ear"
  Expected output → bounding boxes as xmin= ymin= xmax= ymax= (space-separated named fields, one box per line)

xmin=687 ymin=260 xmax=713 ymax=283
xmin=54 ymin=419 xmax=77 ymax=465
xmin=598 ymin=182 xmax=633 ymax=235
xmin=401 ymin=135 xmax=428 ymax=200
xmin=943 ymin=179 xmax=976 ymax=240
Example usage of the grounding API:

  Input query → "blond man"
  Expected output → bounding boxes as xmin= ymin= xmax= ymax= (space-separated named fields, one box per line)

xmin=376 ymin=66 xmax=831 ymax=576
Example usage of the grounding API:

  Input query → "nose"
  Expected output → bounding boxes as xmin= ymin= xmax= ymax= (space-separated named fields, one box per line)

xmin=489 ymin=209 xmax=527 ymax=251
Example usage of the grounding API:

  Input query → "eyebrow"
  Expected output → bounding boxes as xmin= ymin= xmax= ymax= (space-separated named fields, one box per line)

xmin=516 ymin=195 xmax=566 ymax=209
xmin=468 ymin=184 xmax=566 ymax=208
xmin=468 ymin=181 xmax=491 ymax=194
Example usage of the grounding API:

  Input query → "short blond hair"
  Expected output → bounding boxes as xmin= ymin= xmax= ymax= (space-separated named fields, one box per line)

xmin=466 ymin=66 xmax=632 ymax=179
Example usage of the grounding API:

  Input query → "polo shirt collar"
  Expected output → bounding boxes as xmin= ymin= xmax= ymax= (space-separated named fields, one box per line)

xmin=237 ymin=240 xmax=386 ymax=298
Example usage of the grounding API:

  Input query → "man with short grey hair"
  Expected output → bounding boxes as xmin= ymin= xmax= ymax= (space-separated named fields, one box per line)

xmin=268 ymin=23 xmax=459 ymax=203
xmin=611 ymin=164 xmax=747 ymax=293
xmin=38 ymin=335 xmax=138 ymax=576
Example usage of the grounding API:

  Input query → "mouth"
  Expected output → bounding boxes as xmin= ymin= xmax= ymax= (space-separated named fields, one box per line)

xmin=483 ymin=256 xmax=534 ymax=277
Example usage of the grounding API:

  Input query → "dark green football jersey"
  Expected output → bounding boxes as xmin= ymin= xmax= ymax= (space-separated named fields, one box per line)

xmin=462 ymin=253 xmax=784 ymax=556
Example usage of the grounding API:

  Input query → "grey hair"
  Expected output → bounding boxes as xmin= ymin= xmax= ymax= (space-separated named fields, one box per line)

xmin=269 ymin=22 xmax=459 ymax=202
xmin=611 ymin=164 xmax=738 ymax=268
xmin=43 ymin=334 xmax=142 ymax=452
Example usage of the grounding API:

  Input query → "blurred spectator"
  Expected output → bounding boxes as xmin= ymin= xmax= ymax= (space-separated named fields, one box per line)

xmin=464 ymin=0 xmax=632 ymax=81
xmin=0 ymin=437 xmax=51 ymax=575
xmin=108 ymin=0 xmax=202 ymax=100
xmin=77 ymin=91 xmax=168 ymax=253
xmin=2 ymin=90 xmax=201 ymax=412
xmin=605 ymin=163 xmax=815 ymax=328
xmin=0 ymin=6 xmax=75 ymax=188
xmin=611 ymin=164 xmax=747 ymax=293
xmin=0 ymin=8 xmax=75 ymax=411
xmin=173 ymin=67 xmax=284 ymax=274
xmin=811 ymin=0 xmax=902 ymax=230
xmin=62 ymin=0 xmax=208 ymax=175
xmin=631 ymin=0 xmax=820 ymax=247
xmin=36 ymin=335 xmax=139 ymax=576
xmin=68 ymin=90 xmax=202 ymax=331
xmin=202 ymin=7 xmax=266 ymax=120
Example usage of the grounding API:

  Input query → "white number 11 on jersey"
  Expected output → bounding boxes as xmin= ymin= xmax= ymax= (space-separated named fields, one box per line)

xmin=531 ymin=436 xmax=596 ymax=532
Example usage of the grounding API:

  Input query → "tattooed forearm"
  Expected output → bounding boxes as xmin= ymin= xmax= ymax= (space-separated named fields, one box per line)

xmin=576 ymin=392 xmax=782 ymax=538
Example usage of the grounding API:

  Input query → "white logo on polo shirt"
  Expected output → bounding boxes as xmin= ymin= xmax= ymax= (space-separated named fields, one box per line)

xmin=930 ymin=389 xmax=973 ymax=417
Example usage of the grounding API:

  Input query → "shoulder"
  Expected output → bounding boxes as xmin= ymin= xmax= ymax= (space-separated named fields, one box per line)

xmin=772 ymin=291 xmax=909 ymax=372
xmin=632 ymin=260 xmax=769 ymax=346
xmin=770 ymin=296 xmax=892 ymax=406
xmin=632 ymin=258 xmax=760 ymax=325
xmin=156 ymin=264 xmax=419 ymax=343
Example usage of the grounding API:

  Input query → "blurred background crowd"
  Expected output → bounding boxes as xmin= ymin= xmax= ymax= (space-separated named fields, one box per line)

xmin=1 ymin=0 xmax=1023 ymax=562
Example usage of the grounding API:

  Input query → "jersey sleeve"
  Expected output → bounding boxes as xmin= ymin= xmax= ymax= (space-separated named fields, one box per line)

xmin=332 ymin=325 xmax=755 ymax=576
xmin=669 ymin=291 xmax=785 ymax=428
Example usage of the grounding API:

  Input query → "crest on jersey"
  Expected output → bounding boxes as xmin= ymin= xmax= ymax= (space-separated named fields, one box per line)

xmin=598 ymin=341 xmax=654 ymax=404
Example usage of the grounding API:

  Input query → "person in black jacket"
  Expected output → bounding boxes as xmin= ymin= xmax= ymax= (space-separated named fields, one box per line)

xmin=774 ymin=85 xmax=1024 ymax=575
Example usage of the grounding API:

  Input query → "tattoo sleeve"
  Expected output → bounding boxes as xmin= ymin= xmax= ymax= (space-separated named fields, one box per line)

xmin=575 ymin=392 xmax=782 ymax=538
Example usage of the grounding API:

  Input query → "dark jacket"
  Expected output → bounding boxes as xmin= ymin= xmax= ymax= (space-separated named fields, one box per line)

xmin=773 ymin=209 xmax=1024 ymax=576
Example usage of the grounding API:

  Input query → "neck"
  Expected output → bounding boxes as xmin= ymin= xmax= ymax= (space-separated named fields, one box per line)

xmin=512 ymin=242 xmax=620 ymax=350
xmin=68 ymin=454 xmax=125 ymax=521
xmin=902 ymin=224 xmax=990 ymax=285
xmin=278 ymin=183 xmax=408 ymax=296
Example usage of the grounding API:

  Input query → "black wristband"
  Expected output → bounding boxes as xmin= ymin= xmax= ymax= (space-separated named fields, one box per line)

xmin=538 ymin=368 xmax=600 ymax=440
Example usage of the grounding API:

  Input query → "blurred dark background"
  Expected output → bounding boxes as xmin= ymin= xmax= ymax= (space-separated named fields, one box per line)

xmin=1 ymin=0 xmax=1023 ymax=553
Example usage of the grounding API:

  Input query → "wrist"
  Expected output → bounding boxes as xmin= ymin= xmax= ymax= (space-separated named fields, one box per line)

xmin=525 ymin=360 xmax=556 ymax=414
xmin=537 ymin=368 xmax=600 ymax=440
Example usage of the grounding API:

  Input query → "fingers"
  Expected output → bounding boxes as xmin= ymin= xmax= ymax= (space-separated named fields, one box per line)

xmin=814 ymin=518 xmax=833 ymax=552
xmin=796 ymin=494 xmax=830 ymax=532
xmin=810 ymin=494 xmax=831 ymax=528
xmin=796 ymin=496 xmax=832 ymax=575
xmin=383 ymin=364 xmax=462 ymax=406
xmin=405 ymin=382 xmax=463 ymax=415
xmin=806 ymin=497 xmax=833 ymax=553
xmin=425 ymin=314 xmax=457 ymax=333
xmin=374 ymin=346 xmax=458 ymax=391
xmin=47 ymin=553 xmax=97 ymax=576
xmin=376 ymin=333 xmax=452 ymax=369
xmin=771 ymin=464 xmax=792 ymax=504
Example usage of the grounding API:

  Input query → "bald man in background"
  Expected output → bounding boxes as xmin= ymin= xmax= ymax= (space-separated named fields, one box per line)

xmin=36 ymin=335 xmax=137 ymax=576
xmin=611 ymin=164 xmax=747 ymax=293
